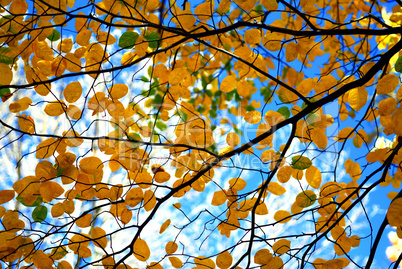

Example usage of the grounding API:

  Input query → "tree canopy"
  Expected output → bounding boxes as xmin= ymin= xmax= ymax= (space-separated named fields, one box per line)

xmin=1 ymin=0 xmax=402 ymax=268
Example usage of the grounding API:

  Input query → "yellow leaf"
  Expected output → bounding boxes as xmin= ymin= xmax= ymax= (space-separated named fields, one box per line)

xmin=91 ymin=227 xmax=108 ymax=248
xmin=67 ymin=104 xmax=82 ymax=120
xmin=165 ymin=241 xmax=178 ymax=255
xmin=277 ymin=165 xmax=292 ymax=183
xmin=261 ymin=0 xmax=278 ymax=10
xmin=76 ymin=213 xmax=92 ymax=228
xmin=320 ymin=182 xmax=342 ymax=198
xmin=254 ymin=249 xmax=272 ymax=265
xmin=36 ymin=138 xmax=58 ymax=159
xmin=133 ymin=238 xmax=150 ymax=261
xmin=387 ymin=197 xmax=402 ymax=227
xmin=58 ymin=260 xmax=72 ymax=269
xmin=17 ymin=114 xmax=35 ymax=134
xmin=348 ymin=87 xmax=367 ymax=111
xmin=0 ymin=63 xmax=13 ymax=85
xmin=44 ymin=101 xmax=67 ymax=116
xmin=169 ymin=257 xmax=183 ymax=268
xmin=69 ymin=233 xmax=90 ymax=253
xmin=63 ymin=81 xmax=82 ymax=103
xmin=216 ymin=251 xmax=232 ymax=269
xmin=334 ymin=127 xmax=355 ymax=141
xmin=264 ymin=110 xmax=285 ymax=126
xmin=32 ymin=250 xmax=54 ymax=269
xmin=352 ymin=129 xmax=368 ymax=148
xmin=159 ymin=219 xmax=171 ymax=234
xmin=40 ymin=181 xmax=64 ymax=202
xmin=268 ymin=256 xmax=284 ymax=269
xmin=311 ymin=128 xmax=327 ymax=150
xmin=244 ymin=29 xmax=261 ymax=46
xmin=272 ymin=239 xmax=291 ymax=255
xmin=154 ymin=171 xmax=171 ymax=183
xmin=217 ymin=0 xmax=231 ymax=14
xmin=143 ymin=190 xmax=156 ymax=211
xmin=194 ymin=256 xmax=215 ymax=269
xmin=344 ymin=159 xmax=361 ymax=180
xmin=76 ymin=28 xmax=91 ymax=46
xmin=268 ymin=182 xmax=286 ymax=195
xmin=63 ymin=130 xmax=83 ymax=147
xmin=236 ymin=79 xmax=250 ymax=97
xmin=305 ymin=166 xmax=322 ymax=189
xmin=109 ymin=83 xmax=128 ymax=99
xmin=51 ymin=203 xmax=65 ymax=217
xmin=378 ymin=97 xmax=397 ymax=116
xmin=194 ymin=2 xmax=213 ymax=21
xmin=377 ymin=73 xmax=399 ymax=94
xmin=220 ymin=75 xmax=237 ymax=93
xmin=226 ymin=132 xmax=240 ymax=147
xmin=229 ymin=177 xmax=247 ymax=191
xmin=285 ymin=42 xmax=298 ymax=62
xmin=255 ymin=201 xmax=268 ymax=215
xmin=211 ymin=190 xmax=227 ymax=206
xmin=79 ymin=156 xmax=104 ymax=174
xmin=274 ymin=210 xmax=291 ymax=223
xmin=244 ymin=111 xmax=261 ymax=124
xmin=0 ymin=190 xmax=14 ymax=205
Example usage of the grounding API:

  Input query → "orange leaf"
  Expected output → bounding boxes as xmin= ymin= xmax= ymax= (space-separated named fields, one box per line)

xmin=143 ymin=190 xmax=156 ymax=211
xmin=165 ymin=241 xmax=178 ymax=255
xmin=305 ymin=166 xmax=322 ymax=189
xmin=63 ymin=81 xmax=82 ymax=103
xmin=109 ymin=83 xmax=128 ymax=99
xmin=91 ymin=227 xmax=108 ymax=248
xmin=377 ymin=74 xmax=399 ymax=94
xmin=274 ymin=210 xmax=292 ymax=223
xmin=159 ymin=219 xmax=171 ymax=234
xmin=133 ymin=238 xmax=150 ymax=261
xmin=272 ymin=239 xmax=291 ymax=255
xmin=387 ymin=197 xmax=402 ymax=227
xmin=76 ymin=213 xmax=92 ymax=228
xmin=44 ymin=101 xmax=67 ymax=116
xmin=0 ymin=190 xmax=14 ymax=205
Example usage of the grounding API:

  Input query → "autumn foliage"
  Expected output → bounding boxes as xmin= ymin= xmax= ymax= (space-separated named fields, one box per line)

xmin=1 ymin=0 xmax=402 ymax=268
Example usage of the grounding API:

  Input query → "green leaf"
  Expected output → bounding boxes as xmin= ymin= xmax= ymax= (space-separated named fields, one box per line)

xmin=233 ymin=126 xmax=244 ymax=136
xmin=144 ymin=32 xmax=160 ymax=49
xmin=395 ymin=55 xmax=402 ymax=72
xmin=47 ymin=29 xmax=61 ymax=41
xmin=234 ymin=92 xmax=241 ymax=102
xmin=296 ymin=191 xmax=317 ymax=208
xmin=306 ymin=113 xmax=319 ymax=127
xmin=128 ymin=132 xmax=142 ymax=141
xmin=0 ymin=47 xmax=14 ymax=65
xmin=205 ymin=90 xmax=213 ymax=97
xmin=17 ymin=196 xmax=43 ymax=207
xmin=291 ymin=155 xmax=312 ymax=170
xmin=209 ymin=109 xmax=217 ymax=119
xmin=153 ymin=94 xmax=163 ymax=108
xmin=245 ymin=105 xmax=255 ymax=112
xmin=277 ymin=107 xmax=290 ymax=119
xmin=32 ymin=205 xmax=47 ymax=222
xmin=141 ymin=76 xmax=149 ymax=82
xmin=0 ymin=87 xmax=11 ymax=98
xmin=179 ymin=111 xmax=188 ymax=122
xmin=254 ymin=4 xmax=264 ymax=14
xmin=57 ymin=168 xmax=64 ymax=177
xmin=118 ymin=31 xmax=139 ymax=49
xmin=156 ymin=121 xmax=167 ymax=131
